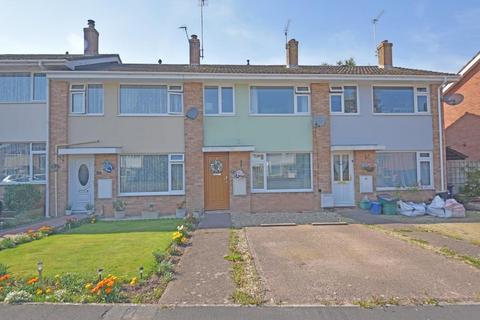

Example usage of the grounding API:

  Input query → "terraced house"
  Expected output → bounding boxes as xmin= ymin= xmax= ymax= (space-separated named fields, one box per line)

xmin=0 ymin=21 xmax=457 ymax=218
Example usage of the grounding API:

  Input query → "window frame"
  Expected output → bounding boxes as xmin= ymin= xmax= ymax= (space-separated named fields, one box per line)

xmin=250 ymin=152 xmax=313 ymax=193
xmin=0 ymin=72 xmax=47 ymax=103
xmin=249 ymin=85 xmax=310 ymax=116
xmin=375 ymin=150 xmax=434 ymax=191
xmin=329 ymin=85 xmax=359 ymax=114
xmin=69 ymin=83 xmax=105 ymax=115
xmin=118 ymin=153 xmax=185 ymax=196
xmin=203 ymin=85 xmax=235 ymax=116
xmin=371 ymin=84 xmax=431 ymax=115
xmin=118 ymin=83 xmax=184 ymax=116
xmin=0 ymin=142 xmax=47 ymax=185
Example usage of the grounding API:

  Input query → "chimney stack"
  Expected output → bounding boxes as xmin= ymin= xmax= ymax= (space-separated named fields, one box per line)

xmin=189 ymin=34 xmax=200 ymax=66
xmin=84 ymin=19 xmax=99 ymax=56
xmin=377 ymin=40 xmax=393 ymax=68
xmin=286 ymin=39 xmax=299 ymax=68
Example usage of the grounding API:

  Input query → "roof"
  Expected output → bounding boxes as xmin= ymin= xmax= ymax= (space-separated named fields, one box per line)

xmin=446 ymin=146 xmax=468 ymax=160
xmin=71 ymin=62 xmax=455 ymax=76
xmin=0 ymin=54 xmax=120 ymax=61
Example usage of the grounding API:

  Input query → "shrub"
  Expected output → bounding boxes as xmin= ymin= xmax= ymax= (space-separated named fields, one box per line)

xmin=4 ymin=290 xmax=33 ymax=304
xmin=462 ymin=168 xmax=480 ymax=199
xmin=0 ymin=263 xmax=8 ymax=276
xmin=9 ymin=233 xmax=32 ymax=245
xmin=4 ymin=185 xmax=42 ymax=213
xmin=0 ymin=238 xmax=16 ymax=250
xmin=153 ymin=250 xmax=167 ymax=264
xmin=157 ymin=260 xmax=173 ymax=276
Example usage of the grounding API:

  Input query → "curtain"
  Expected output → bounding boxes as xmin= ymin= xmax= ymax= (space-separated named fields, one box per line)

xmin=376 ymin=152 xmax=417 ymax=188
xmin=0 ymin=73 xmax=31 ymax=102
xmin=33 ymin=73 xmax=46 ymax=101
xmin=204 ymin=87 xmax=219 ymax=114
xmin=120 ymin=155 xmax=169 ymax=193
xmin=169 ymin=93 xmax=182 ymax=113
xmin=221 ymin=87 xmax=233 ymax=113
xmin=120 ymin=85 xmax=167 ymax=114
xmin=170 ymin=163 xmax=184 ymax=191
xmin=266 ymin=153 xmax=311 ymax=190
xmin=0 ymin=143 xmax=30 ymax=182
xmin=87 ymin=84 xmax=104 ymax=113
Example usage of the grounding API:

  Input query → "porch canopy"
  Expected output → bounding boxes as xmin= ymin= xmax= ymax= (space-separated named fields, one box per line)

xmin=57 ymin=147 xmax=121 ymax=155
xmin=330 ymin=144 xmax=385 ymax=151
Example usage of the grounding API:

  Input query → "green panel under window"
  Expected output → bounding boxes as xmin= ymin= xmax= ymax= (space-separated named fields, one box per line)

xmin=204 ymin=84 xmax=312 ymax=152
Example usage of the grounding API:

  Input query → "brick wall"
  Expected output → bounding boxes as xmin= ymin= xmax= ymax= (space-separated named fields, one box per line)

xmin=445 ymin=113 xmax=480 ymax=160
xmin=183 ymin=82 xmax=204 ymax=214
xmin=48 ymin=80 xmax=69 ymax=217
xmin=353 ymin=150 xmax=376 ymax=203
xmin=311 ymin=83 xmax=331 ymax=207
xmin=444 ymin=62 xmax=480 ymax=128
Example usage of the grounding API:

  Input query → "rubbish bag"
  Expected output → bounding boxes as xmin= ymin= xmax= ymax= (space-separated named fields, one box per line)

xmin=445 ymin=199 xmax=466 ymax=218
xmin=398 ymin=200 xmax=426 ymax=217
xmin=427 ymin=196 xmax=451 ymax=218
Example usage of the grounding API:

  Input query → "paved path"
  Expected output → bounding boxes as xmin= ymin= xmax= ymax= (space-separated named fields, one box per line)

xmin=1 ymin=304 xmax=480 ymax=320
xmin=246 ymin=225 xmax=480 ymax=305
xmin=0 ymin=214 xmax=88 ymax=236
xmin=159 ymin=228 xmax=234 ymax=305
xmin=198 ymin=212 xmax=232 ymax=229
xmin=231 ymin=211 xmax=346 ymax=227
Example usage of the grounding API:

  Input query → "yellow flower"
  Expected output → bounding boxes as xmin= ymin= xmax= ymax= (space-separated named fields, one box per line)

xmin=54 ymin=274 xmax=60 ymax=279
xmin=130 ymin=277 xmax=138 ymax=286
xmin=45 ymin=288 xmax=52 ymax=294
xmin=85 ymin=283 xmax=93 ymax=290
xmin=36 ymin=288 xmax=43 ymax=295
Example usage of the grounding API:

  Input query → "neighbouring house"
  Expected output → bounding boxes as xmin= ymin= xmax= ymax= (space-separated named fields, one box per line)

xmin=443 ymin=51 xmax=480 ymax=160
xmin=0 ymin=20 xmax=457 ymax=218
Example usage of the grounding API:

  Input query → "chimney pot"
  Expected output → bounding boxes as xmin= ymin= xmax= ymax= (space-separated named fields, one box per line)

xmin=377 ymin=40 xmax=393 ymax=68
xmin=189 ymin=34 xmax=201 ymax=65
xmin=286 ymin=38 xmax=299 ymax=68
xmin=84 ymin=19 xmax=99 ymax=56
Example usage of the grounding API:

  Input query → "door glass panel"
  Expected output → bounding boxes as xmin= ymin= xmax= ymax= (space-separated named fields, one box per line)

xmin=342 ymin=155 xmax=350 ymax=181
xmin=78 ymin=164 xmax=89 ymax=186
xmin=333 ymin=155 xmax=341 ymax=182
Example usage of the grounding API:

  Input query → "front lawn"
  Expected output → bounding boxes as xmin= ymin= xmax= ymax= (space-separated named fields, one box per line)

xmin=418 ymin=222 xmax=480 ymax=245
xmin=0 ymin=219 xmax=182 ymax=279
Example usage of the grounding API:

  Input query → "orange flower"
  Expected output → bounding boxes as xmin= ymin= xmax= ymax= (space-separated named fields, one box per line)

xmin=105 ymin=287 xmax=112 ymax=294
xmin=0 ymin=274 xmax=11 ymax=282
xmin=27 ymin=277 xmax=39 ymax=285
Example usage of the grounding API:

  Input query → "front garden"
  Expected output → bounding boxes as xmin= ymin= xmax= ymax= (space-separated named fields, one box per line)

xmin=0 ymin=218 xmax=193 ymax=304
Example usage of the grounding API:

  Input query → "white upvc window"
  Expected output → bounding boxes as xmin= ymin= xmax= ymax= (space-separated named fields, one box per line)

xmin=250 ymin=86 xmax=310 ymax=115
xmin=119 ymin=84 xmax=183 ymax=115
xmin=251 ymin=152 xmax=313 ymax=192
xmin=329 ymin=85 xmax=358 ymax=114
xmin=376 ymin=151 xmax=433 ymax=190
xmin=119 ymin=153 xmax=184 ymax=196
xmin=168 ymin=85 xmax=184 ymax=114
xmin=70 ymin=84 xmax=104 ymax=114
xmin=0 ymin=142 xmax=46 ymax=184
xmin=0 ymin=72 xmax=46 ymax=103
xmin=373 ymin=85 xmax=430 ymax=114
xmin=204 ymin=86 xmax=234 ymax=115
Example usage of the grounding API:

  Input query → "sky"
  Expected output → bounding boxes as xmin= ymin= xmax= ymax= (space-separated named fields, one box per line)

xmin=1 ymin=0 xmax=479 ymax=72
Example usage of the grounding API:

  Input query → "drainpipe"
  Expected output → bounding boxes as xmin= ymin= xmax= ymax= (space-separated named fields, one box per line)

xmin=437 ymin=77 xmax=448 ymax=192
xmin=54 ymin=140 xmax=100 ymax=217
xmin=44 ymin=67 xmax=50 ymax=218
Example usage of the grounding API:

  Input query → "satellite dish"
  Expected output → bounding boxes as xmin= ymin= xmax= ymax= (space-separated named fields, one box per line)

xmin=186 ymin=107 xmax=199 ymax=120
xmin=443 ymin=93 xmax=464 ymax=106
xmin=313 ymin=115 xmax=326 ymax=127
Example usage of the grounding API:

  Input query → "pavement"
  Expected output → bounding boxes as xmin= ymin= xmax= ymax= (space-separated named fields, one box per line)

xmin=198 ymin=212 xmax=232 ymax=229
xmin=231 ymin=211 xmax=345 ymax=227
xmin=159 ymin=228 xmax=234 ymax=305
xmin=1 ymin=304 xmax=480 ymax=320
xmin=0 ymin=213 xmax=88 ymax=236
xmin=245 ymin=224 xmax=480 ymax=305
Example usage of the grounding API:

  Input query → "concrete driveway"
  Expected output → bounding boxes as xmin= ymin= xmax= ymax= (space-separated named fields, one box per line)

xmin=246 ymin=225 xmax=480 ymax=305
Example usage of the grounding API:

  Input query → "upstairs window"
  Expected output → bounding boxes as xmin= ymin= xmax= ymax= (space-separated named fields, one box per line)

xmin=70 ymin=84 xmax=104 ymax=114
xmin=250 ymin=86 xmax=309 ymax=115
xmin=330 ymin=86 xmax=358 ymax=113
xmin=204 ymin=86 xmax=234 ymax=115
xmin=0 ymin=73 xmax=46 ymax=102
xmin=120 ymin=84 xmax=183 ymax=115
xmin=373 ymin=86 xmax=429 ymax=114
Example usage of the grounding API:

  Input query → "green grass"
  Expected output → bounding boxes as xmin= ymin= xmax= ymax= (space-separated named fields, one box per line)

xmin=0 ymin=219 xmax=182 ymax=279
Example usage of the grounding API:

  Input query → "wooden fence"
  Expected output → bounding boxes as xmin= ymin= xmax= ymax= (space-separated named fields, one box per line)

xmin=447 ymin=160 xmax=480 ymax=194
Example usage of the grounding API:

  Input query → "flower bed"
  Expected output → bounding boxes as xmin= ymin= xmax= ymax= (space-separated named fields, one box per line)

xmin=0 ymin=226 xmax=54 ymax=251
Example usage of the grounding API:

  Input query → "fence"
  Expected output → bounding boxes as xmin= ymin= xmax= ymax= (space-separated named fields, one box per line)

xmin=447 ymin=160 xmax=480 ymax=194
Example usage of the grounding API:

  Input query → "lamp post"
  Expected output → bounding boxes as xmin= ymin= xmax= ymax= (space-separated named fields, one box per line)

xmin=139 ymin=266 xmax=144 ymax=280
xmin=37 ymin=261 xmax=43 ymax=283
xmin=97 ymin=268 xmax=103 ymax=280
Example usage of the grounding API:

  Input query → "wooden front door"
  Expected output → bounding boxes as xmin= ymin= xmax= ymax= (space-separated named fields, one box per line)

xmin=204 ymin=153 xmax=230 ymax=210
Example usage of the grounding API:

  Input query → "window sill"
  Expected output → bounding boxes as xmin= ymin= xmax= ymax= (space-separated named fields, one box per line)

xmin=330 ymin=112 xmax=360 ymax=116
xmin=0 ymin=101 xmax=46 ymax=105
xmin=117 ymin=114 xmax=184 ymax=117
xmin=376 ymin=187 xmax=435 ymax=191
xmin=371 ymin=113 xmax=431 ymax=116
xmin=204 ymin=113 xmax=236 ymax=117
xmin=0 ymin=181 xmax=46 ymax=186
xmin=69 ymin=113 xmax=105 ymax=117
xmin=248 ymin=113 xmax=311 ymax=117
xmin=118 ymin=191 xmax=185 ymax=197
xmin=251 ymin=189 xmax=313 ymax=194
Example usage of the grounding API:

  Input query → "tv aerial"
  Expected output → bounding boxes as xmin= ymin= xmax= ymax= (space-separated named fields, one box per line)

xmin=372 ymin=10 xmax=385 ymax=56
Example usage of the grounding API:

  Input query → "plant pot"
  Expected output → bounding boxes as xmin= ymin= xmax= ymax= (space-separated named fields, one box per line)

xmin=65 ymin=210 xmax=72 ymax=216
xmin=176 ymin=208 xmax=186 ymax=219
xmin=114 ymin=211 xmax=126 ymax=219
xmin=141 ymin=211 xmax=159 ymax=219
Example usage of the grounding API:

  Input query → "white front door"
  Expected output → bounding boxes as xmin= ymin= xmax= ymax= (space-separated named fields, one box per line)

xmin=332 ymin=152 xmax=355 ymax=206
xmin=69 ymin=156 xmax=94 ymax=212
